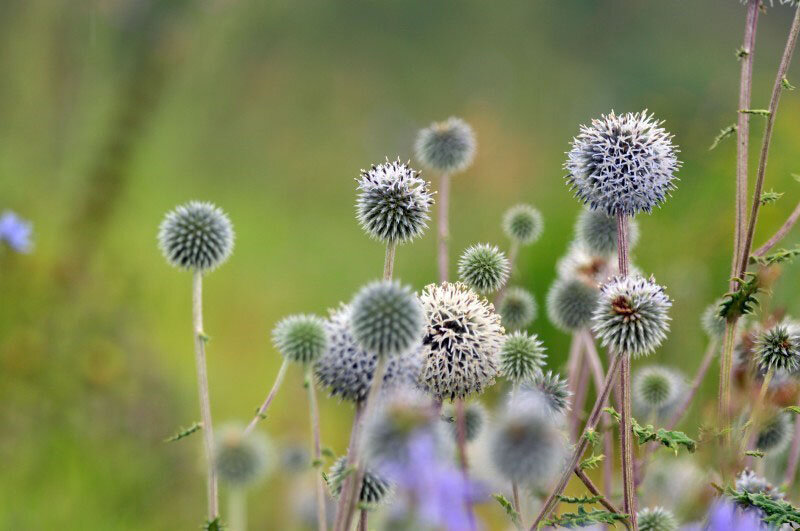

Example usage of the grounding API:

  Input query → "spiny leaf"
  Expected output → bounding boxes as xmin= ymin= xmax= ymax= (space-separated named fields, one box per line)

xmin=785 ymin=406 xmax=800 ymax=415
xmin=321 ymin=447 xmax=336 ymax=459
xmin=709 ymin=124 xmax=737 ymax=150
xmin=492 ymin=493 xmax=521 ymax=526
xmin=583 ymin=427 xmax=601 ymax=448
xmin=739 ymin=109 xmax=771 ymax=116
xmin=719 ymin=272 xmax=761 ymax=319
xmin=165 ymin=422 xmax=202 ymax=442
xmin=759 ymin=189 xmax=784 ymax=205
xmin=543 ymin=506 xmax=628 ymax=528
xmin=580 ymin=453 xmax=605 ymax=471
xmin=783 ymin=76 xmax=796 ymax=91
xmin=751 ymin=246 xmax=800 ymax=267
xmin=726 ymin=488 xmax=800 ymax=527
xmin=746 ymin=450 xmax=765 ymax=458
xmin=203 ymin=517 xmax=225 ymax=531
xmin=559 ymin=494 xmax=604 ymax=504
xmin=604 ymin=407 xmax=697 ymax=454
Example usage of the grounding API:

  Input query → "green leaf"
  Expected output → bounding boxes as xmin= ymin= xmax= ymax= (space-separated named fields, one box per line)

xmin=727 ymin=488 xmax=800 ymax=527
xmin=492 ymin=493 xmax=521 ymax=526
xmin=164 ymin=422 xmax=202 ymax=442
xmin=736 ymin=46 xmax=749 ymax=59
xmin=709 ymin=124 xmax=737 ymax=150
xmin=543 ymin=506 xmax=628 ymax=528
xmin=739 ymin=109 xmax=771 ymax=116
xmin=745 ymin=450 xmax=765 ymax=458
xmin=759 ymin=189 xmax=784 ymax=205
xmin=580 ymin=453 xmax=605 ymax=471
xmin=604 ymin=407 xmax=697 ymax=454
xmin=783 ymin=76 xmax=796 ymax=91
xmin=311 ymin=458 xmax=324 ymax=468
xmin=583 ymin=427 xmax=601 ymax=448
xmin=751 ymin=246 xmax=800 ymax=267
xmin=719 ymin=272 xmax=761 ymax=319
xmin=785 ymin=406 xmax=800 ymax=415
xmin=558 ymin=494 xmax=604 ymax=504
xmin=204 ymin=517 xmax=225 ymax=531
xmin=321 ymin=447 xmax=336 ymax=459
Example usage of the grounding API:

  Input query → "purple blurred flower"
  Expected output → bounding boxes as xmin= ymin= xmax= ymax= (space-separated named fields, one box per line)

xmin=380 ymin=431 xmax=486 ymax=531
xmin=700 ymin=499 xmax=765 ymax=531
xmin=0 ymin=211 xmax=32 ymax=253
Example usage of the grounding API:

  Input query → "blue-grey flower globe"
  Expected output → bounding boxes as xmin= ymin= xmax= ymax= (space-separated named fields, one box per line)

xmin=328 ymin=456 xmax=392 ymax=506
xmin=272 ymin=314 xmax=328 ymax=364
xmin=547 ymin=276 xmax=599 ymax=332
xmin=701 ymin=299 xmax=728 ymax=339
xmin=521 ymin=370 xmax=572 ymax=418
xmin=637 ymin=507 xmax=678 ymax=531
xmin=565 ymin=110 xmax=680 ymax=216
xmin=755 ymin=321 xmax=800 ymax=373
xmin=502 ymin=204 xmax=544 ymax=245
xmin=442 ymin=401 xmax=487 ymax=443
xmin=592 ymin=275 xmax=672 ymax=358
xmin=498 ymin=286 xmax=537 ymax=330
xmin=158 ymin=201 xmax=234 ymax=272
xmin=356 ymin=158 xmax=434 ymax=244
xmin=414 ymin=117 xmax=476 ymax=174
xmin=214 ymin=424 xmax=272 ymax=487
xmin=755 ymin=410 xmax=793 ymax=455
xmin=457 ymin=243 xmax=510 ymax=294
xmin=350 ymin=280 xmax=424 ymax=358
xmin=499 ymin=331 xmax=547 ymax=384
xmin=575 ymin=207 xmax=639 ymax=255
xmin=633 ymin=366 xmax=684 ymax=420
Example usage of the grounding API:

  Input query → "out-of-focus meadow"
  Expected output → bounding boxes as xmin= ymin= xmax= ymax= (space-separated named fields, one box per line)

xmin=2 ymin=0 xmax=800 ymax=528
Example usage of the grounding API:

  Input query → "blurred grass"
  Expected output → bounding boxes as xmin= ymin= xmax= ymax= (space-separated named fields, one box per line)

xmin=1 ymin=0 xmax=800 ymax=528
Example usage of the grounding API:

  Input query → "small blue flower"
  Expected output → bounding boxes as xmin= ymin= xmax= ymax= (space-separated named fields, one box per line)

xmin=0 ymin=211 xmax=33 ymax=253
xmin=703 ymin=499 xmax=765 ymax=531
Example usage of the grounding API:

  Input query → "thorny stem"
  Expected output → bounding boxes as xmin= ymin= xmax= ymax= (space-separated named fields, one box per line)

xmin=512 ymin=482 xmax=523 ymax=530
xmin=358 ymin=510 xmax=368 ymax=531
xmin=192 ymin=271 xmax=219 ymax=520
xmin=718 ymin=319 xmax=738 ymax=442
xmin=528 ymin=351 xmax=623 ymax=530
xmin=573 ymin=466 xmax=625 ymax=520
xmin=783 ymin=420 xmax=800 ymax=487
xmin=245 ymin=358 xmax=289 ymax=435
xmin=438 ymin=172 xmax=451 ymax=283
xmin=307 ymin=368 xmax=328 ymax=531
xmin=753 ymin=200 xmax=800 ymax=258
xmin=581 ymin=329 xmax=615 ymax=500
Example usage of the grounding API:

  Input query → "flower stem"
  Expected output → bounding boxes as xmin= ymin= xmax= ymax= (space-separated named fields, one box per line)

xmin=512 ymin=481 xmax=522 ymax=529
xmin=306 ymin=367 xmax=328 ymax=531
xmin=244 ymin=358 xmax=289 ymax=435
xmin=192 ymin=271 xmax=219 ymax=520
xmin=384 ymin=241 xmax=397 ymax=280
xmin=581 ymin=329 xmax=615 ymax=500
xmin=718 ymin=319 xmax=738 ymax=441
xmin=438 ymin=172 xmax=451 ymax=283
xmin=358 ymin=510 xmax=368 ymax=531
xmin=573 ymin=466 xmax=623 ymax=518
xmin=740 ymin=367 xmax=774 ymax=455
xmin=753 ymin=200 xmax=800 ymax=258
xmin=566 ymin=332 xmax=586 ymax=440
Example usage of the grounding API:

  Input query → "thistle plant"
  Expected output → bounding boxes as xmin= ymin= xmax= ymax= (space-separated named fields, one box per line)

xmin=754 ymin=410 xmax=793 ymax=455
xmin=637 ymin=506 xmax=679 ymax=531
xmin=546 ymin=276 xmax=599 ymax=332
xmin=499 ymin=331 xmax=547 ymax=386
xmin=457 ymin=243 xmax=510 ymax=294
xmin=497 ymin=286 xmax=537 ymax=331
xmin=755 ymin=321 xmax=800 ymax=373
xmin=633 ymin=366 xmax=684 ymax=421
xmin=522 ymin=370 xmax=572 ymax=419
xmin=328 ymin=456 xmax=393 ymax=507
xmin=158 ymin=201 xmax=235 ymax=522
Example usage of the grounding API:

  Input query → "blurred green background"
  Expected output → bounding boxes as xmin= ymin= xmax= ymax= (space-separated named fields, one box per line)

xmin=2 ymin=0 xmax=800 ymax=528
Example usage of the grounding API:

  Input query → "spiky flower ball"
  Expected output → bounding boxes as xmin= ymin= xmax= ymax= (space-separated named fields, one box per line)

xmin=457 ymin=243 xmax=510 ymax=294
xmin=158 ymin=201 xmax=234 ymax=272
xmin=442 ymin=402 xmax=487 ymax=443
xmin=414 ymin=117 xmax=476 ymax=174
xmin=499 ymin=331 xmax=547 ymax=384
xmin=498 ymin=287 xmax=537 ymax=330
xmin=355 ymin=158 xmax=434 ymax=244
xmin=734 ymin=469 xmax=784 ymax=502
xmin=272 ymin=314 xmax=327 ymax=364
xmin=214 ymin=424 xmax=271 ymax=487
xmin=522 ymin=370 xmax=572 ymax=418
xmin=575 ymin=207 xmax=640 ymax=255
xmin=315 ymin=304 xmax=422 ymax=403
xmin=490 ymin=399 xmax=565 ymax=488
xmin=637 ymin=507 xmax=678 ymax=531
xmin=419 ymin=282 xmax=504 ymax=401
xmin=755 ymin=321 xmax=800 ymax=373
xmin=634 ymin=366 xmax=682 ymax=412
xmin=328 ymin=456 xmax=392 ymax=506
xmin=565 ymin=110 xmax=680 ymax=216
xmin=502 ymin=204 xmax=544 ymax=246
xmin=350 ymin=280 xmax=424 ymax=358
xmin=547 ymin=277 xmax=599 ymax=332
xmin=755 ymin=410 xmax=793 ymax=455
xmin=701 ymin=299 xmax=728 ymax=339
xmin=592 ymin=275 xmax=671 ymax=357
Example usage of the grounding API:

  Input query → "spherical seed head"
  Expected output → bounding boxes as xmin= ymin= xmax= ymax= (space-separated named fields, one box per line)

xmin=734 ymin=469 xmax=783 ymax=501
xmin=350 ymin=280 xmax=424 ymax=358
xmin=214 ymin=424 xmax=271 ymax=487
xmin=315 ymin=304 xmax=422 ymax=403
xmin=328 ymin=456 xmax=392 ymax=506
xmin=272 ymin=314 xmax=328 ymax=364
xmin=522 ymin=370 xmax=572 ymax=417
xmin=502 ymin=204 xmax=544 ymax=245
xmin=755 ymin=321 xmax=800 ymax=373
xmin=414 ymin=117 xmax=476 ymax=174
xmin=158 ymin=201 xmax=234 ymax=272
xmin=755 ymin=410 xmax=793 ymax=455
xmin=457 ymin=243 xmax=510 ymax=294
xmin=637 ymin=507 xmax=678 ymax=531
xmin=442 ymin=401 xmax=487 ymax=443
xmin=634 ymin=366 xmax=682 ymax=410
xmin=490 ymin=400 xmax=566 ymax=487
xmin=356 ymin=158 xmax=434 ymax=244
xmin=565 ymin=110 xmax=680 ymax=216
xmin=498 ymin=287 xmax=537 ymax=330
xmin=499 ymin=331 xmax=547 ymax=384
xmin=701 ymin=299 xmax=728 ymax=339
xmin=592 ymin=275 xmax=672 ymax=358
xmin=419 ymin=282 xmax=504 ymax=401
xmin=547 ymin=276 xmax=599 ymax=332
xmin=575 ymin=207 xmax=640 ymax=255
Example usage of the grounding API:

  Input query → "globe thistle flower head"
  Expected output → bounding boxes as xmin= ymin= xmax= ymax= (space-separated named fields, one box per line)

xmin=272 ymin=314 xmax=327 ymax=364
xmin=419 ymin=282 xmax=504 ymax=401
xmin=702 ymin=299 xmax=728 ymax=339
xmin=634 ymin=365 xmax=682 ymax=411
xmin=499 ymin=331 xmax=547 ymax=385
xmin=521 ymin=370 xmax=572 ymax=418
xmin=498 ymin=286 xmax=537 ymax=330
xmin=457 ymin=243 xmax=510 ymax=294
xmin=734 ymin=469 xmax=784 ymax=502
xmin=502 ymin=204 xmax=544 ymax=245
xmin=755 ymin=410 xmax=793 ymax=455
xmin=575 ymin=207 xmax=639 ymax=255
xmin=547 ymin=276 xmax=599 ymax=332
xmin=350 ymin=280 xmax=424 ymax=359
xmin=414 ymin=117 xmax=476 ymax=174
xmin=214 ymin=424 xmax=272 ymax=487
xmin=158 ymin=201 xmax=234 ymax=272
xmin=442 ymin=401 xmax=487 ymax=443
xmin=490 ymin=399 xmax=566 ymax=487
xmin=637 ymin=507 xmax=678 ymax=531
xmin=356 ymin=158 xmax=434 ymax=244
xmin=755 ymin=321 xmax=800 ymax=373
xmin=315 ymin=304 xmax=422 ymax=403
xmin=328 ymin=456 xmax=392 ymax=507
xmin=565 ymin=110 xmax=680 ymax=216
xmin=592 ymin=275 xmax=672 ymax=358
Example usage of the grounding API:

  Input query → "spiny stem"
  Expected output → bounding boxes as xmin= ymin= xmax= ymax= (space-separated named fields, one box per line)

xmin=307 ymin=367 xmax=328 ymax=531
xmin=438 ymin=172 xmax=451 ymax=283
xmin=581 ymin=329 xmax=615 ymax=500
xmin=358 ymin=510 xmax=368 ymax=531
xmin=512 ymin=481 xmax=522 ymax=529
xmin=245 ymin=358 xmax=289 ymax=435
xmin=718 ymin=319 xmax=738 ymax=442
xmin=573 ymin=466 xmax=625 ymax=519
xmin=192 ymin=271 xmax=219 ymax=520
